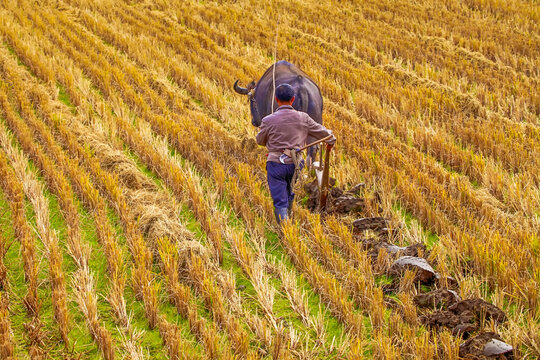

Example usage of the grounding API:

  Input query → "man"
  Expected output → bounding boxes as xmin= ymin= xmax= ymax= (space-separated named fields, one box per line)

xmin=256 ymin=83 xmax=336 ymax=224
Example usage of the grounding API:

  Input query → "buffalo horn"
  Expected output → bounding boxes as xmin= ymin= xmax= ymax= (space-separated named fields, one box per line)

xmin=233 ymin=80 xmax=249 ymax=95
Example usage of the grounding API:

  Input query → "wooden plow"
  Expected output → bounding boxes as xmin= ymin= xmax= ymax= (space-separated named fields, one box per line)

xmin=299 ymin=135 xmax=334 ymax=212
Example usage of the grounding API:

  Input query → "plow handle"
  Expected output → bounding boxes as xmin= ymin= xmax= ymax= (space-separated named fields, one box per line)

xmin=298 ymin=134 xmax=333 ymax=152
xmin=318 ymin=143 xmax=333 ymax=212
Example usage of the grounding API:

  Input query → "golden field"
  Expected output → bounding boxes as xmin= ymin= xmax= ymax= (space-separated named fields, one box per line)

xmin=0 ymin=0 xmax=538 ymax=358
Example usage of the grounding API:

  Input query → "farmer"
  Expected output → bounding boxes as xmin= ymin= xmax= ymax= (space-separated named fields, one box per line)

xmin=256 ymin=84 xmax=336 ymax=224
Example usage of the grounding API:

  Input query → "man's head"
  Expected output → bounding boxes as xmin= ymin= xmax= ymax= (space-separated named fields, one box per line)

xmin=275 ymin=84 xmax=295 ymax=106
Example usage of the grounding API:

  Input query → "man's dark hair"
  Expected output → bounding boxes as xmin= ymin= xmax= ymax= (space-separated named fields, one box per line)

xmin=275 ymin=84 xmax=295 ymax=102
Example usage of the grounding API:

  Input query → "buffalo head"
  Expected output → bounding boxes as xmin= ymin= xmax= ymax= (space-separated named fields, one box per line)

xmin=233 ymin=80 xmax=256 ymax=95
xmin=234 ymin=80 xmax=261 ymax=126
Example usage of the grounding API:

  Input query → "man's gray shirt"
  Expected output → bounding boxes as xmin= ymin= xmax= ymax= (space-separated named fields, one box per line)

xmin=256 ymin=105 xmax=333 ymax=163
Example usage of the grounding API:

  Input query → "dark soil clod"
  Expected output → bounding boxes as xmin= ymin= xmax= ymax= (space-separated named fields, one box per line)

xmin=304 ymin=179 xmax=320 ymax=196
xmin=422 ymin=298 xmax=509 ymax=338
xmin=414 ymin=289 xmax=461 ymax=309
xmin=459 ymin=332 xmax=513 ymax=359
xmin=448 ymin=299 xmax=507 ymax=324
xmin=304 ymin=178 xmax=365 ymax=213
xmin=452 ymin=323 xmax=479 ymax=338
xmin=330 ymin=187 xmax=344 ymax=198
xmin=352 ymin=217 xmax=390 ymax=233
xmin=388 ymin=256 xmax=437 ymax=284
xmin=304 ymin=178 xmax=337 ymax=195
xmin=331 ymin=195 xmax=364 ymax=213
xmin=419 ymin=309 xmax=475 ymax=330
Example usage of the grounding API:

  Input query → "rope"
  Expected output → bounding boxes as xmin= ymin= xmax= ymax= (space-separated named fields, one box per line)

xmin=271 ymin=13 xmax=279 ymax=113
xmin=290 ymin=150 xmax=303 ymax=190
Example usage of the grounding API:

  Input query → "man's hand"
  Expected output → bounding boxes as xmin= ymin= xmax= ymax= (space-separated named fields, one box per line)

xmin=325 ymin=134 xmax=336 ymax=145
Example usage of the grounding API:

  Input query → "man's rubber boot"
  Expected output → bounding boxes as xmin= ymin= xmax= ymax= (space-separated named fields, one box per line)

xmin=274 ymin=207 xmax=289 ymax=225
xmin=287 ymin=201 xmax=294 ymax=218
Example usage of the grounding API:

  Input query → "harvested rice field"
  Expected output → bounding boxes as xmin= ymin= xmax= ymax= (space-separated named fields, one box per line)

xmin=0 ymin=0 xmax=538 ymax=359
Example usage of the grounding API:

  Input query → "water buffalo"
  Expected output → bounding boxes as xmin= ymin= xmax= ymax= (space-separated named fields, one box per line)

xmin=234 ymin=60 xmax=323 ymax=161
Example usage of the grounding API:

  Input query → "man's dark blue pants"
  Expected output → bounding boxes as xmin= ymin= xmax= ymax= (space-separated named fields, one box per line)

xmin=266 ymin=161 xmax=295 ymax=209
